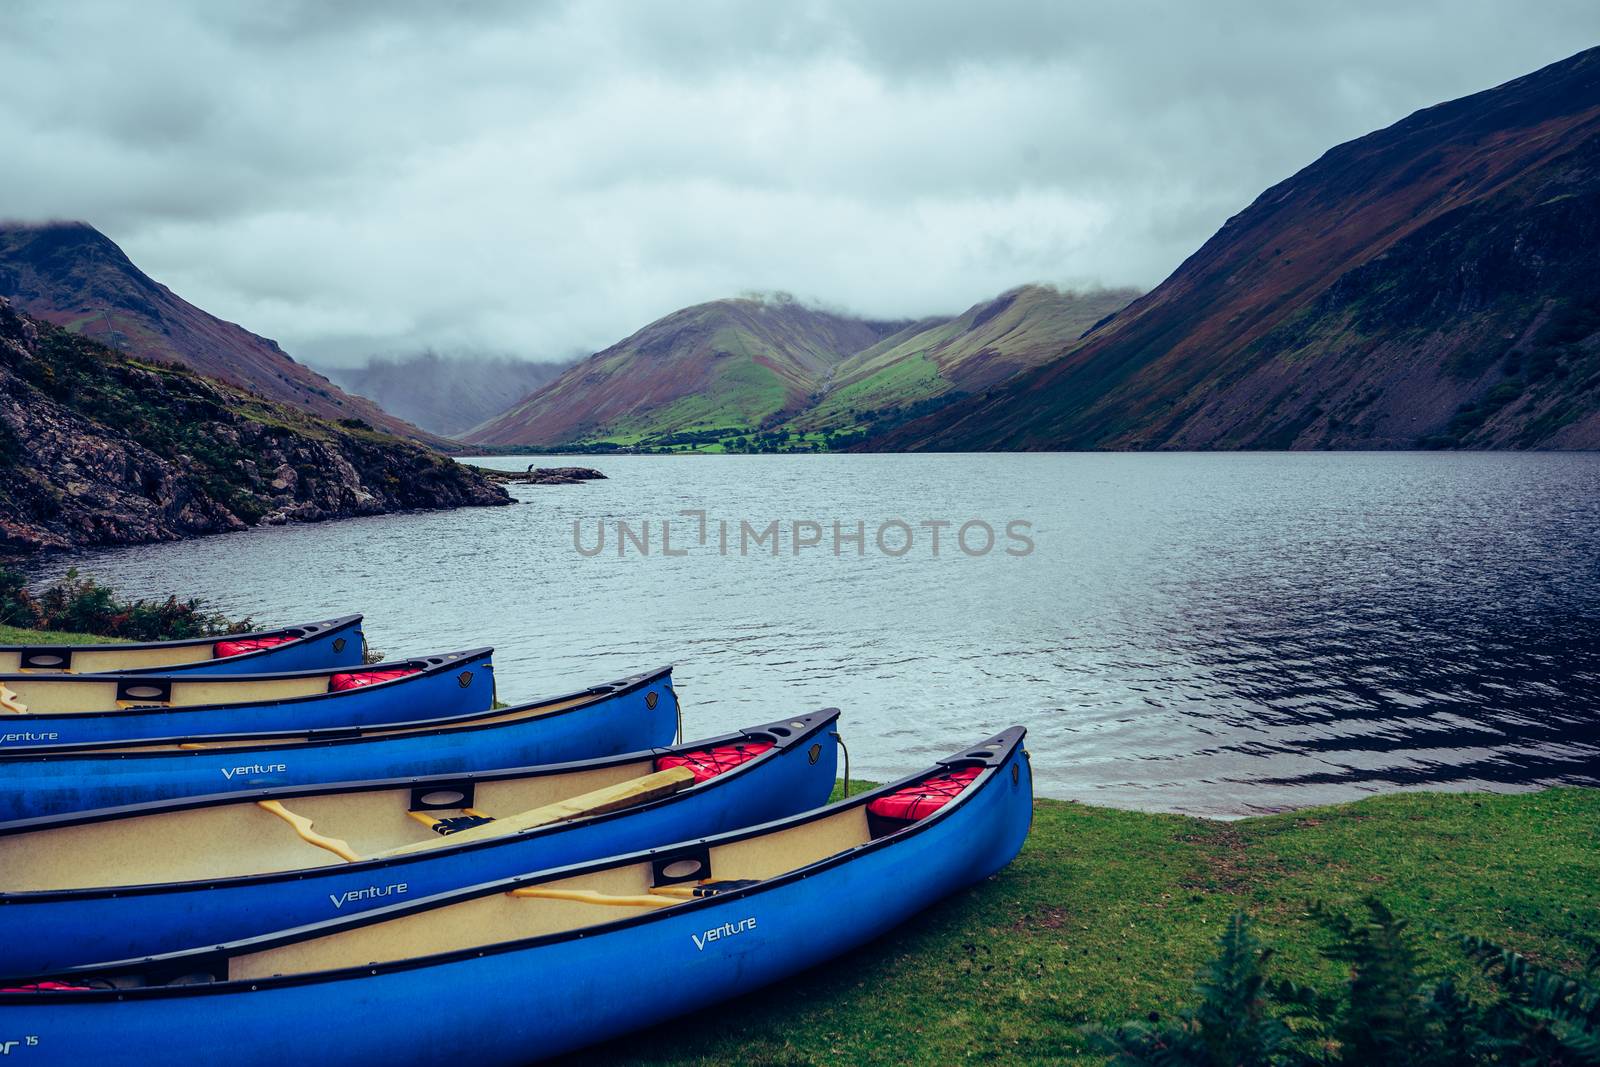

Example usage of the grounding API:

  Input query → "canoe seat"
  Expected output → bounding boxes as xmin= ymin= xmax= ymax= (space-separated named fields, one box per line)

xmin=379 ymin=766 xmax=697 ymax=858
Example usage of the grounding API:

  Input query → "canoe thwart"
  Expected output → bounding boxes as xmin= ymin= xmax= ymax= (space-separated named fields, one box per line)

xmin=0 ymin=684 xmax=25 ymax=714
xmin=380 ymin=766 xmax=697 ymax=857
xmin=647 ymin=879 xmax=763 ymax=899
xmin=256 ymin=800 xmax=362 ymax=863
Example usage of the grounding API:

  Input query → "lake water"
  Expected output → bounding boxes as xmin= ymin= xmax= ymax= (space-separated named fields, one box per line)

xmin=32 ymin=453 xmax=1600 ymax=817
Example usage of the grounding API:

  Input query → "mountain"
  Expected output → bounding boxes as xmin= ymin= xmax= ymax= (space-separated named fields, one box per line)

xmin=874 ymin=47 xmax=1600 ymax=451
xmin=322 ymin=352 xmax=574 ymax=438
xmin=0 ymin=222 xmax=445 ymax=447
xmin=466 ymin=294 xmax=907 ymax=448
xmin=0 ymin=299 xmax=508 ymax=555
xmin=791 ymin=285 xmax=1138 ymax=434
xmin=465 ymin=287 xmax=1140 ymax=450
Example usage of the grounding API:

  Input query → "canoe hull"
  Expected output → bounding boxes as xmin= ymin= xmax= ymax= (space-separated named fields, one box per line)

xmin=0 ymin=671 xmax=678 ymax=822
xmin=0 ymin=713 xmax=836 ymax=974
xmin=0 ymin=736 xmax=1030 ymax=1066
xmin=124 ymin=616 xmax=367 ymax=676
xmin=0 ymin=616 xmax=364 ymax=676
xmin=0 ymin=650 xmax=494 ymax=750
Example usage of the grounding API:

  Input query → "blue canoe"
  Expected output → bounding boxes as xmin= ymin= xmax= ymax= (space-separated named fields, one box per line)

xmin=0 ymin=708 xmax=840 ymax=974
xmin=0 ymin=728 xmax=1030 ymax=1065
xmin=0 ymin=666 xmax=679 ymax=822
xmin=0 ymin=648 xmax=494 ymax=751
xmin=0 ymin=615 xmax=366 ymax=676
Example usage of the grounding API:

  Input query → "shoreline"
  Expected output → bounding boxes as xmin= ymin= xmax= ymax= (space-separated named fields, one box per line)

xmin=0 ymin=621 xmax=1592 ymax=1061
xmin=568 ymin=784 xmax=1600 ymax=1065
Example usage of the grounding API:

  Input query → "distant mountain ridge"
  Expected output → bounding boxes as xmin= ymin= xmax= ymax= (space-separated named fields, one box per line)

xmin=323 ymin=352 xmax=574 ymax=438
xmin=465 ymin=294 xmax=911 ymax=447
xmin=0 ymin=222 xmax=444 ymax=446
xmin=465 ymin=287 xmax=1139 ymax=449
xmin=873 ymin=46 xmax=1600 ymax=451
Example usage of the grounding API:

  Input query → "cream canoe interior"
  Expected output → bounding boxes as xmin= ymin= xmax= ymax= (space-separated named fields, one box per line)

xmin=227 ymin=794 xmax=910 ymax=982
xmin=3 ymin=751 xmax=698 ymax=891
xmin=0 ymin=671 xmax=366 ymax=716
xmin=143 ymin=794 xmax=897 ymax=985
xmin=0 ymin=644 xmax=216 ymax=675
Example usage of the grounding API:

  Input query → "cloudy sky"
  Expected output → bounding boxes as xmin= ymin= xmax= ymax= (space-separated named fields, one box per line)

xmin=4 ymin=1 xmax=1598 ymax=366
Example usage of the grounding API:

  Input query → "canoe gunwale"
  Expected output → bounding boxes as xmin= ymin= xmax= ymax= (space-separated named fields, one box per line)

xmin=17 ymin=726 xmax=1025 ymax=999
xmin=0 ymin=647 xmax=494 ymax=741
xmin=0 ymin=615 xmax=363 ymax=664
xmin=0 ymin=707 xmax=840 ymax=895
xmin=0 ymin=665 xmax=675 ymax=780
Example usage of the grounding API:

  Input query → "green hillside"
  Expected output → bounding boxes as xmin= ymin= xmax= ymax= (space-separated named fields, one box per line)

xmin=793 ymin=285 xmax=1138 ymax=436
xmin=465 ymin=287 xmax=1138 ymax=452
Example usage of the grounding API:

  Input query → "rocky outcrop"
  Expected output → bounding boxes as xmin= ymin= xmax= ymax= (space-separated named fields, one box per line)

xmin=0 ymin=300 xmax=510 ymax=555
xmin=478 ymin=466 xmax=607 ymax=485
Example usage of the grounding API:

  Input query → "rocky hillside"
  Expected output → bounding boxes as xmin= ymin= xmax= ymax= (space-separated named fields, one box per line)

xmin=0 ymin=222 xmax=445 ymax=447
xmin=323 ymin=351 xmax=573 ymax=438
xmin=875 ymin=46 xmax=1600 ymax=451
xmin=466 ymin=294 xmax=907 ymax=448
xmin=0 ymin=299 xmax=509 ymax=555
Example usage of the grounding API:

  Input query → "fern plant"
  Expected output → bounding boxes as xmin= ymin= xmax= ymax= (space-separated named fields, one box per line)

xmin=1090 ymin=902 xmax=1599 ymax=1066
xmin=1459 ymin=936 xmax=1600 ymax=1066
xmin=1088 ymin=912 xmax=1304 ymax=1066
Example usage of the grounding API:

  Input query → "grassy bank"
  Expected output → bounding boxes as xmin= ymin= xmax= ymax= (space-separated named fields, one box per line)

xmin=0 ymin=623 xmax=126 ymax=645
xmin=565 ymin=786 xmax=1599 ymax=1066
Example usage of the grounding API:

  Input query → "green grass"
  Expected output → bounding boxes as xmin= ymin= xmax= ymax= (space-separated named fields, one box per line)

xmin=797 ymin=351 xmax=949 ymax=431
xmin=561 ymin=786 xmax=1600 ymax=1066
xmin=0 ymin=623 xmax=130 ymax=645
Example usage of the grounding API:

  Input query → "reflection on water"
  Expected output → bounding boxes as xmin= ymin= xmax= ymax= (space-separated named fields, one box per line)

xmin=36 ymin=452 xmax=1600 ymax=816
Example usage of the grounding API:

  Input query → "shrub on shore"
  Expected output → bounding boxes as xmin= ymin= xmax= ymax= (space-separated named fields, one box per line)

xmin=0 ymin=567 xmax=252 ymax=640
xmin=1091 ymin=901 xmax=1600 ymax=1066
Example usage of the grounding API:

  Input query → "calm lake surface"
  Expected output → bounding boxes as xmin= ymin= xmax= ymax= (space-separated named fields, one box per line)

xmin=35 ymin=453 xmax=1600 ymax=817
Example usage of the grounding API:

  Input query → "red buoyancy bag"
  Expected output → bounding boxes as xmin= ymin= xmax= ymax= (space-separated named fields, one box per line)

xmin=0 ymin=981 xmax=91 ymax=992
xmin=328 ymin=667 xmax=420 ymax=692
xmin=657 ymin=741 xmax=774 ymax=782
xmin=866 ymin=766 xmax=983 ymax=822
xmin=214 ymin=634 xmax=296 ymax=658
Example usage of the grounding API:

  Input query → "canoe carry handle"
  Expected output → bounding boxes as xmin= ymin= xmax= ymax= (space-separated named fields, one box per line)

xmin=409 ymin=782 xmax=478 ymax=811
xmin=651 ymin=845 xmax=712 ymax=887
xmin=18 ymin=647 xmax=73 ymax=671
xmin=116 ymin=679 xmax=173 ymax=705
xmin=0 ymin=684 xmax=26 ymax=714
xmin=256 ymin=800 xmax=363 ymax=863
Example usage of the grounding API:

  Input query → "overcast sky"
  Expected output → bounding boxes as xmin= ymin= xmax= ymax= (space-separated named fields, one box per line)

xmin=4 ymin=2 xmax=1598 ymax=366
